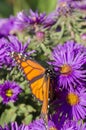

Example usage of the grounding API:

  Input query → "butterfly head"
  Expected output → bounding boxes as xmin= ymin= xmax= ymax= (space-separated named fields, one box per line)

xmin=11 ymin=52 xmax=27 ymax=63
xmin=45 ymin=66 xmax=57 ymax=79
xmin=45 ymin=68 xmax=52 ymax=77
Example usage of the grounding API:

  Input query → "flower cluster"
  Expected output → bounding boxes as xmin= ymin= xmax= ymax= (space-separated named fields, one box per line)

xmin=50 ymin=40 xmax=86 ymax=128
xmin=0 ymin=0 xmax=86 ymax=129
xmin=0 ymin=119 xmax=57 ymax=130
xmin=15 ymin=9 xmax=46 ymax=32
xmin=0 ymin=118 xmax=86 ymax=130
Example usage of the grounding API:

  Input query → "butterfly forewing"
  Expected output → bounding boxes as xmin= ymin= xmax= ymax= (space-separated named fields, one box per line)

xmin=12 ymin=53 xmax=46 ymax=81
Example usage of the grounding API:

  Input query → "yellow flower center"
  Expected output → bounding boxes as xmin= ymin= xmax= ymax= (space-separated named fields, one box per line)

xmin=66 ymin=93 xmax=79 ymax=106
xmin=60 ymin=64 xmax=72 ymax=75
xmin=6 ymin=89 xmax=13 ymax=97
xmin=49 ymin=127 xmax=57 ymax=130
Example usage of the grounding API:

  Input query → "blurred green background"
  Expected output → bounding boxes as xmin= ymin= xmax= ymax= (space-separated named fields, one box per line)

xmin=0 ymin=0 xmax=57 ymax=17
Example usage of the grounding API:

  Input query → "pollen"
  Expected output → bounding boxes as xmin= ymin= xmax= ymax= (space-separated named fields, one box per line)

xmin=6 ymin=89 xmax=13 ymax=97
xmin=66 ymin=92 xmax=79 ymax=106
xmin=60 ymin=64 xmax=72 ymax=75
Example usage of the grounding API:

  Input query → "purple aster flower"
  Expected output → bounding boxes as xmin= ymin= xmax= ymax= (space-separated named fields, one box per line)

xmin=0 ymin=126 xmax=3 ymax=130
xmin=70 ymin=0 xmax=86 ymax=10
xmin=0 ymin=39 xmax=8 ymax=68
xmin=1 ymin=119 xmax=56 ymax=130
xmin=58 ymin=0 xmax=86 ymax=11
xmin=0 ymin=18 xmax=9 ymax=37
xmin=28 ymin=10 xmax=46 ymax=25
xmin=0 ymin=119 xmax=56 ymax=130
xmin=0 ymin=18 xmax=7 ymax=29
xmin=51 ymin=40 xmax=86 ymax=90
xmin=8 ymin=122 xmax=19 ymax=130
xmin=0 ymin=81 xmax=22 ymax=104
xmin=43 ymin=11 xmax=58 ymax=28
xmin=54 ymin=87 xmax=86 ymax=121
xmin=51 ymin=113 xmax=86 ymax=129
xmin=0 ymin=122 xmax=30 ymax=130
xmin=52 ymin=112 xmax=66 ymax=129
xmin=0 ymin=36 xmax=34 ymax=67
xmin=77 ymin=121 xmax=86 ymax=130
xmin=19 ymin=124 xmax=29 ymax=130
xmin=7 ymin=36 xmax=29 ymax=53
xmin=15 ymin=9 xmax=46 ymax=31
xmin=61 ymin=120 xmax=78 ymax=130
xmin=57 ymin=0 xmax=74 ymax=16
xmin=0 ymin=16 xmax=19 ymax=37
xmin=28 ymin=118 xmax=57 ymax=130
xmin=1 ymin=120 xmax=86 ymax=130
xmin=15 ymin=11 xmax=30 ymax=30
xmin=60 ymin=120 xmax=86 ymax=130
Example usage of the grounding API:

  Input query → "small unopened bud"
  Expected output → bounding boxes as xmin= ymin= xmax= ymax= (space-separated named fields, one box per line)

xmin=36 ymin=31 xmax=45 ymax=41
xmin=81 ymin=33 xmax=86 ymax=41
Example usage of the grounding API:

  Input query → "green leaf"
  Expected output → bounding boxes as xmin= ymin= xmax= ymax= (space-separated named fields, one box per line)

xmin=23 ymin=114 xmax=33 ymax=124
xmin=0 ymin=108 xmax=17 ymax=126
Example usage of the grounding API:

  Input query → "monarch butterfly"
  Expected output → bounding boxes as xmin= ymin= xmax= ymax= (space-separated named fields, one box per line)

xmin=11 ymin=52 xmax=55 ymax=129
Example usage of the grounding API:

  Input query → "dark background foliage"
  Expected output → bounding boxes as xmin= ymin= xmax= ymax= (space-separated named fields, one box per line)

xmin=0 ymin=0 xmax=57 ymax=17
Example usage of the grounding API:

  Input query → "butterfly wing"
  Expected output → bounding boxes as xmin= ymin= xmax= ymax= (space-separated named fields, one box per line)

xmin=12 ymin=53 xmax=45 ymax=82
xmin=40 ymin=76 xmax=50 ymax=125
xmin=12 ymin=52 xmax=50 ymax=122
xmin=30 ymin=73 xmax=50 ymax=125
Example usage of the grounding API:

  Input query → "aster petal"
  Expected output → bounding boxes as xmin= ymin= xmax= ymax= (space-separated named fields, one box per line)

xmin=11 ymin=122 xmax=19 ymax=130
